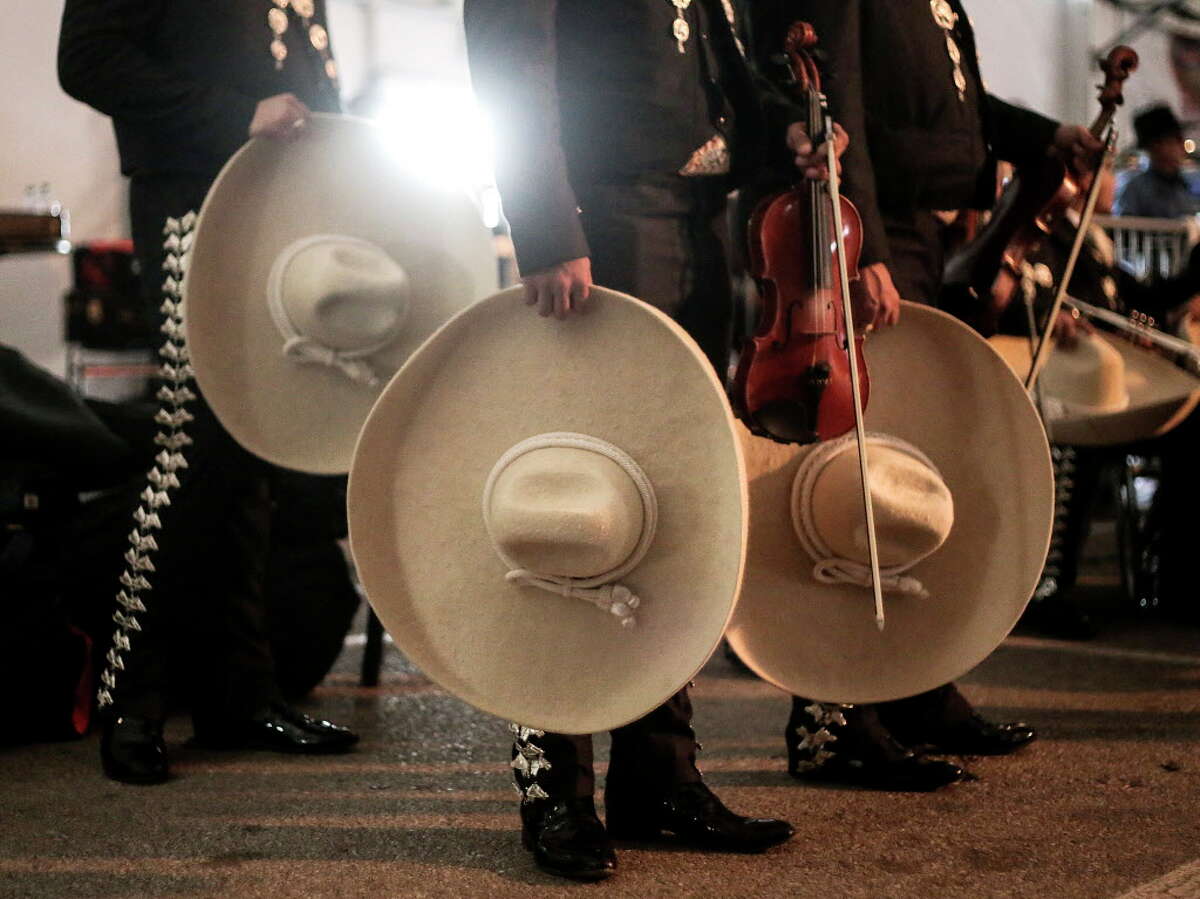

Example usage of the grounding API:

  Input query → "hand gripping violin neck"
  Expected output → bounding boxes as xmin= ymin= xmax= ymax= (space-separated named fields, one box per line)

xmin=732 ymin=22 xmax=867 ymax=446
xmin=732 ymin=22 xmax=886 ymax=629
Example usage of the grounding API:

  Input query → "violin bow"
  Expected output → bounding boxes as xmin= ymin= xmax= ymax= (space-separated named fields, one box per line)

xmin=824 ymin=107 xmax=887 ymax=631
xmin=1024 ymin=126 xmax=1118 ymax=394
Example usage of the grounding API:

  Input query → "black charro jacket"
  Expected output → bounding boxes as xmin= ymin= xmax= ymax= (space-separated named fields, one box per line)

xmin=58 ymin=0 xmax=341 ymax=181
xmin=744 ymin=0 xmax=1060 ymax=267
xmin=464 ymin=0 xmax=802 ymax=275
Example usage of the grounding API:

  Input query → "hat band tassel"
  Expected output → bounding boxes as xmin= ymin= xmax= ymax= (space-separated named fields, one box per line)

xmin=811 ymin=559 xmax=929 ymax=599
xmin=280 ymin=335 xmax=380 ymax=387
xmin=504 ymin=571 xmax=641 ymax=627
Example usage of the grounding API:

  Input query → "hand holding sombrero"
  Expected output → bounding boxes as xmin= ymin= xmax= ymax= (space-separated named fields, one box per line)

xmin=185 ymin=113 xmax=499 ymax=474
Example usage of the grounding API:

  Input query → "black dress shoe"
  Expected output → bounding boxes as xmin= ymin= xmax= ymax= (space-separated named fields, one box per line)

xmin=193 ymin=702 xmax=359 ymax=754
xmin=787 ymin=699 xmax=964 ymax=792
xmin=920 ymin=714 xmax=1037 ymax=756
xmin=521 ymin=796 xmax=616 ymax=881
xmin=100 ymin=715 xmax=169 ymax=785
xmin=605 ymin=781 xmax=794 ymax=852
xmin=878 ymin=684 xmax=1036 ymax=756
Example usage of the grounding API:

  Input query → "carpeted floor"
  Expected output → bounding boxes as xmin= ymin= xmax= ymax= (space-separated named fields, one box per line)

xmin=2 ymin=590 xmax=1198 ymax=898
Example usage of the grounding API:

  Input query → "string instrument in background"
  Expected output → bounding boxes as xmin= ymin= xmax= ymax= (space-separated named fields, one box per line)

xmin=1066 ymin=295 xmax=1200 ymax=375
xmin=731 ymin=22 xmax=886 ymax=628
xmin=942 ymin=45 xmax=1139 ymax=334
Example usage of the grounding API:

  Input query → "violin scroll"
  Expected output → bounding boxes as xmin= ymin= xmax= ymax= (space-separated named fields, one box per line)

xmin=783 ymin=21 xmax=820 ymax=91
xmin=1097 ymin=46 xmax=1138 ymax=110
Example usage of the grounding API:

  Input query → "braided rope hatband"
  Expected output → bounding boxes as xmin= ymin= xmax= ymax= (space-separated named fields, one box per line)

xmin=264 ymin=233 xmax=401 ymax=389
xmin=481 ymin=433 xmax=659 ymax=629
xmin=97 ymin=213 xmax=198 ymax=710
xmin=791 ymin=431 xmax=941 ymax=599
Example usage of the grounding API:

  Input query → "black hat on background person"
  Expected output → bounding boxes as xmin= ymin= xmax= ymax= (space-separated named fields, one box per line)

xmin=1134 ymin=104 xmax=1184 ymax=149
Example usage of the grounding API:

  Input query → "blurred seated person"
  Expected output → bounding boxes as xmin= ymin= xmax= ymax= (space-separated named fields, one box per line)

xmin=1114 ymin=104 xmax=1200 ymax=218
xmin=1003 ymin=168 xmax=1200 ymax=635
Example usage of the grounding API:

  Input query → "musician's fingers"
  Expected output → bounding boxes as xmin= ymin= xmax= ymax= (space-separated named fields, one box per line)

xmin=554 ymin=283 xmax=571 ymax=320
xmin=569 ymin=279 xmax=590 ymax=315
xmin=787 ymin=122 xmax=813 ymax=157
xmin=522 ymin=279 xmax=539 ymax=306
xmin=536 ymin=284 xmax=554 ymax=318
xmin=1079 ymin=129 xmax=1104 ymax=153
xmin=283 ymin=97 xmax=312 ymax=140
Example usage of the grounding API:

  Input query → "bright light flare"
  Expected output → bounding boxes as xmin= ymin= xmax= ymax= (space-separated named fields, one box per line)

xmin=374 ymin=79 xmax=499 ymax=226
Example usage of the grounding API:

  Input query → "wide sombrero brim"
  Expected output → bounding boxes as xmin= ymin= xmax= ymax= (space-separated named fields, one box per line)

xmin=186 ymin=113 xmax=498 ymax=475
xmin=348 ymin=286 xmax=747 ymax=735
xmin=991 ymin=333 xmax=1200 ymax=446
xmin=726 ymin=302 xmax=1054 ymax=704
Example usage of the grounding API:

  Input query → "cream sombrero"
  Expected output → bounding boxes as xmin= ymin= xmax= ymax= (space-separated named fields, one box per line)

xmin=185 ymin=113 xmax=498 ymax=474
xmin=348 ymin=286 xmax=747 ymax=735
xmin=726 ymin=302 xmax=1054 ymax=704
xmin=990 ymin=331 xmax=1200 ymax=446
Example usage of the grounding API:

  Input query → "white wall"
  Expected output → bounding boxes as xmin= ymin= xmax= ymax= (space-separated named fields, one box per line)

xmin=1 ymin=0 xmax=125 ymax=375
xmin=970 ymin=0 xmax=1180 ymax=150
xmin=0 ymin=0 xmax=1182 ymax=374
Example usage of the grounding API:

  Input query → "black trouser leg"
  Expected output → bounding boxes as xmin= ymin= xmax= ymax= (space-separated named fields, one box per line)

xmin=607 ymin=687 xmax=701 ymax=794
xmin=517 ymin=176 xmax=723 ymax=807
xmin=879 ymin=209 xmax=945 ymax=308
xmin=525 ymin=687 xmax=700 ymax=803
xmin=1154 ymin=409 xmax=1200 ymax=614
xmin=578 ymin=175 xmax=734 ymax=377
xmin=111 ymin=175 xmax=278 ymax=725
xmin=516 ymin=732 xmax=595 ymax=800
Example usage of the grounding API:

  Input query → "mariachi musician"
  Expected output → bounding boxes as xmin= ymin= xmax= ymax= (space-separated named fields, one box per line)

xmin=741 ymin=0 xmax=1103 ymax=789
xmin=462 ymin=0 xmax=849 ymax=881
xmin=57 ymin=0 xmax=357 ymax=785
xmin=1005 ymin=169 xmax=1200 ymax=633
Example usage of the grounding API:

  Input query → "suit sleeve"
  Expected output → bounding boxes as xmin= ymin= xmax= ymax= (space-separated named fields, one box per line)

xmin=986 ymin=95 xmax=1059 ymax=168
xmin=463 ymin=0 xmax=589 ymax=275
xmin=57 ymin=0 xmax=259 ymax=164
xmin=781 ymin=1 xmax=890 ymax=267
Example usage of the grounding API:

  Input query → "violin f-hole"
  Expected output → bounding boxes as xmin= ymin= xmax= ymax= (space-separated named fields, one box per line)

xmin=749 ymin=361 xmax=830 ymax=445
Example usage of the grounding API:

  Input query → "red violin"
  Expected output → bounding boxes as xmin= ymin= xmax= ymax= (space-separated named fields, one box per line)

xmin=732 ymin=22 xmax=867 ymax=445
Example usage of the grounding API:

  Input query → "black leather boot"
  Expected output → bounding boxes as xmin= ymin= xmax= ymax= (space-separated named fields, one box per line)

xmin=512 ymin=727 xmax=615 ymax=881
xmin=100 ymin=715 xmax=169 ymax=785
xmin=606 ymin=780 xmax=794 ymax=852
xmin=787 ymin=698 xmax=964 ymax=791
xmin=878 ymin=684 xmax=1036 ymax=756
xmin=520 ymin=795 xmax=617 ymax=881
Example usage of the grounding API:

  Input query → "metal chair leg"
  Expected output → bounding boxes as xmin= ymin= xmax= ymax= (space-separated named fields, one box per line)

xmin=360 ymin=608 xmax=385 ymax=687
